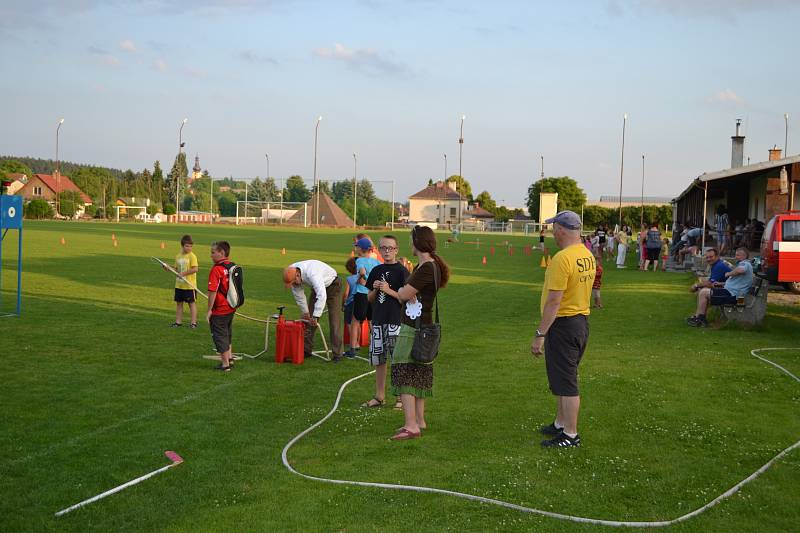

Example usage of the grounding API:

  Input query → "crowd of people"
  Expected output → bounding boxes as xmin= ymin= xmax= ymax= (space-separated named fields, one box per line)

xmin=283 ymin=226 xmax=449 ymax=441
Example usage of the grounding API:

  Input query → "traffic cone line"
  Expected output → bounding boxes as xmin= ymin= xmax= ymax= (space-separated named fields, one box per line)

xmin=481 ymin=256 xmax=487 ymax=265
xmin=60 ymin=237 xmax=66 ymax=246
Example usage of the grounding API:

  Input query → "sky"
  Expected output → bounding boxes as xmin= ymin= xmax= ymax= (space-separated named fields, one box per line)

xmin=2 ymin=0 xmax=799 ymax=208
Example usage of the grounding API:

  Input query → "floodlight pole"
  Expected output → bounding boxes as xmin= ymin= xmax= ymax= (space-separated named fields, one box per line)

xmin=313 ymin=116 xmax=322 ymax=225
xmin=265 ymin=152 xmax=270 ymax=222
xmin=785 ymin=113 xmax=789 ymax=157
xmin=55 ymin=118 xmax=64 ymax=215
xmin=640 ymin=154 xmax=645 ymax=228
xmin=353 ymin=152 xmax=358 ymax=228
xmin=618 ymin=113 xmax=628 ymax=228
xmin=458 ymin=114 xmax=465 ymax=227
xmin=442 ymin=153 xmax=447 ymax=223
xmin=209 ymin=175 xmax=213 ymax=224
xmin=177 ymin=118 xmax=187 ymax=218
xmin=391 ymin=180 xmax=395 ymax=230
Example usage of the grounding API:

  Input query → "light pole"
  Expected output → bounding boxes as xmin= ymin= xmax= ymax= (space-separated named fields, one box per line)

xmin=458 ymin=114 xmax=465 ymax=226
xmin=540 ymin=155 xmax=544 ymax=180
xmin=265 ymin=152 xmax=270 ymax=222
xmin=209 ymin=174 xmax=214 ymax=224
xmin=244 ymin=180 xmax=248 ymax=224
xmin=785 ymin=113 xmax=790 ymax=157
xmin=442 ymin=153 xmax=447 ymax=223
xmin=177 ymin=118 xmax=187 ymax=216
xmin=618 ymin=113 xmax=628 ymax=228
xmin=55 ymin=118 xmax=64 ymax=215
xmin=353 ymin=152 xmax=358 ymax=228
xmin=640 ymin=154 xmax=645 ymax=229
xmin=313 ymin=115 xmax=322 ymax=225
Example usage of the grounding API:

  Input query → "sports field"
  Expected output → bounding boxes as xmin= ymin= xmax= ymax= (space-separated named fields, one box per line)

xmin=1 ymin=221 xmax=798 ymax=532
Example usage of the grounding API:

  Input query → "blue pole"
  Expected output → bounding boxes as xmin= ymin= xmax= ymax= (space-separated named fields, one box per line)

xmin=16 ymin=227 xmax=22 ymax=315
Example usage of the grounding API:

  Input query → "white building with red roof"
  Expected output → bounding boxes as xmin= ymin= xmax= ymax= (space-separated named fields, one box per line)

xmin=18 ymin=173 xmax=92 ymax=205
xmin=408 ymin=181 xmax=467 ymax=225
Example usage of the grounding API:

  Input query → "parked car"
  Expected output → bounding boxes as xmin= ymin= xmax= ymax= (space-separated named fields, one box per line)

xmin=759 ymin=211 xmax=800 ymax=294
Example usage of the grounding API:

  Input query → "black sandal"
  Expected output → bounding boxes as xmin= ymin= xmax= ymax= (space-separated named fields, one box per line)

xmin=361 ymin=397 xmax=384 ymax=408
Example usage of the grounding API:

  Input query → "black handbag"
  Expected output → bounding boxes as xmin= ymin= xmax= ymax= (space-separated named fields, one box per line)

xmin=410 ymin=262 xmax=441 ymax=364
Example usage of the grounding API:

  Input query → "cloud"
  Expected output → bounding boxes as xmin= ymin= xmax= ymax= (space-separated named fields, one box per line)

xmin=627 ymin=0 xmax=800 ymax=21
xmin=183 ymin=67 xmax=206 ymax=79
xmin=87 ymin=45 xmax=120 ymax=66
xmin=313 ymin=43 xmax=410 ymax=77
xmin=239 ymin=49 xmax=278 ymax=65
xmin=707 ymin=89 xmax=745 ymax=105
xmin=119 ymin=39 xmax=137 ymax=53
xmin=153 ymin=58 xmax=168 ymax=72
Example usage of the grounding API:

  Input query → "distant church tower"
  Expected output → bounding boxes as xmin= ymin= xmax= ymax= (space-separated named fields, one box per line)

xmin=191 ymin=154 xmax=202 ymax=182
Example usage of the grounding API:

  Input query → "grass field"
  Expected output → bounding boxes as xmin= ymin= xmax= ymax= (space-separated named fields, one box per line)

xmin=1 ymin=220 xmax=798 ymax=532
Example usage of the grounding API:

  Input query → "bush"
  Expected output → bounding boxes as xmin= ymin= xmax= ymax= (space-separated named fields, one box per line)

xmin=57 ymin=190 xmax=84 ymax=218
xmin=25 ymin=199 xmax=53 ymax=219
xmin=147 ymin=203 xmax=160 ymax=216
xmin=163 ymin=204 xmax=176 ymax=215
xmin=84 ymin=204 xmax=97 ymax=217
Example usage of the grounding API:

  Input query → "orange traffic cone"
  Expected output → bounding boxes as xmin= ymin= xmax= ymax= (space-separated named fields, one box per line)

xmin=281 ymin=248 xmax=286 ymax=255
xmin=482 ymin=256 xmax=487 ymax=265
xmin=160 ymin=242 xmax=165 ymax=249
xmin=540 ymin=255 xmax=547 ymax=268
xmin=508 ymin=245 xmax=514 ymax=256
xmin=113 ymin=240 xmax=118 ymax=248
xmin=112 ymin=233 xmax=116 ymax=240
xmin=60 ymin=237 xmax=66 ymax=246
xmin=490 ymin=246 xmax=495 ymax=256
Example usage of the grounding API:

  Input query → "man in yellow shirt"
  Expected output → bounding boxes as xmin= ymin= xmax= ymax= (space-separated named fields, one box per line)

xmin=531 ymin=211 xmax=594 ymax=448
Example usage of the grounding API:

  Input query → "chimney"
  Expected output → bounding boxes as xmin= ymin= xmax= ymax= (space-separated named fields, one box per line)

xmin=731 ymin=119 xmax=745 ymax=168
xmin=768 ymin=145 xmax=782 ymax=161
xmin=448 ymin=180 xmax=457 ymax=192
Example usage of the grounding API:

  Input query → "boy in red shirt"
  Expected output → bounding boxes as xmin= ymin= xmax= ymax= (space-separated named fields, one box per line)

xmin=207 ymin=241 xmax=236 ymax=372
xmin=592 ymin=254 xmax=603 ymax=309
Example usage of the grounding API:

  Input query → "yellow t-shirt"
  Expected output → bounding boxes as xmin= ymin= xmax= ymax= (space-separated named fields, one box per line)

xmin=540 ymin=243 xmax=595 ymax=317
xmin=175 ymin=251 xmax=199 ymax=290
xmin=616 ymin=231 xmax=629 ymax=246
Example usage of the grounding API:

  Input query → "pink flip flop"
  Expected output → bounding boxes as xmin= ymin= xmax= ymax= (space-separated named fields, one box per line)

xmin=390 ymin=427 xmax=421 ymax=441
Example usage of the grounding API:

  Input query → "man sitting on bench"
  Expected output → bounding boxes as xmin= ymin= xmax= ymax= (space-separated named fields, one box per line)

xmin=687 ymin=247 xmax=753 ymax=328
xmin=689 ymin=248 xmax=731 ymax=294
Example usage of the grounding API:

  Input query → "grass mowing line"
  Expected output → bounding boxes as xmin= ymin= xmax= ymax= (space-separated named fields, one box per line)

xmin=2 ymin=366 xmax=270 ymax=471
xmin=282 ymin=348 xmax=800 ymax=528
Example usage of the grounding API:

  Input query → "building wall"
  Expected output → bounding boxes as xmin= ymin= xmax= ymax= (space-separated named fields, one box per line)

xmin=409 ymin=198 xmax=465 ymax=223
xmin=539 ymin=192 xmax=558 ymax=223
xmin=19 ymin=176 xmax=55 ymax=201
xmin=748 ymin=176 xmax=767 ymax=221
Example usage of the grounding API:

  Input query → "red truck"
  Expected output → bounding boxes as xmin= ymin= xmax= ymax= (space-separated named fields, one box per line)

xmin=760 ymin=211 xmax=800 ymax=294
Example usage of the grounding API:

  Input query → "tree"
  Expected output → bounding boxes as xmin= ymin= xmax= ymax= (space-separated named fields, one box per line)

xmin=163 ymin=204 xmax=176 ymax=215
xmin=284 ymin=175 xmax=310 ymax=202
xmin=473 ymin=190 xmax=497 ymax=213
xmin=331 ymin=180 xmax=354 ymax=204
xmin=312 ymin=181 xmax=332 ymax=196
xmin=153 ymin=160 xmax=165 ymax=207
xmin=25 ymin=199 xmax=53 ymax=219
xmin=526 ymin=176 xmax=586 ymax=221
xmin=0 ymin=159 xmax=33 ymax=180
xmin=167 ymin=153 xmax=189 ymax=205
xmin=216 ymin=191 xmax=238 ymax=216
xmin=446 ymin=175 xmax=473 ymax=202
xmin=57 ymin=190 xmax=85 ymax=218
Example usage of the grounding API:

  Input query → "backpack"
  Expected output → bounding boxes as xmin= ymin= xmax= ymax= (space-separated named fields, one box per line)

xmin=221 ymin=262 xmax=245 ymax=308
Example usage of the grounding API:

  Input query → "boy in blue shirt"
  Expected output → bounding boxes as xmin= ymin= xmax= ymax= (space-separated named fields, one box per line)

xmin=342 ymin=257 xmax=359 ymax=358
xmin=346 ymin=237 xmax=380 ymax=358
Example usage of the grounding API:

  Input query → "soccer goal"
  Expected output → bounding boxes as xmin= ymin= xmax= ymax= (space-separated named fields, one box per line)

xmin=114 ymin=205 xmax=147 ymax=223
xmin=235 ymin=201 xmax=309 ymax=226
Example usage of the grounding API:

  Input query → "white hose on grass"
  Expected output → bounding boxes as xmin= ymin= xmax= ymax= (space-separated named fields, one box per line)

xmin=281 ymin=348 xmax=799 ymax=527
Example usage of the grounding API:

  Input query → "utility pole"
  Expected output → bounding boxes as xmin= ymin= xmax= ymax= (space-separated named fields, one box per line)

xmin=458 ymin=115 xmax=465 ymax=226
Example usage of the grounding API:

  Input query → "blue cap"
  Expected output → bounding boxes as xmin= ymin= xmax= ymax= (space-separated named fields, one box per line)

xmin=545 ymin=210 xmax=582 ymax=230
xmin=355 ymin=237 xmax=372 ymax=251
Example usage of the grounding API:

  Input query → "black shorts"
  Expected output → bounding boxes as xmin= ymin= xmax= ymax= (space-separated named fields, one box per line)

xmin=344 ymin=302 xmax=354 ymax=325
xmin=710 ymin=288 xmax=737 ymax=306
xmin=353 ymin=292 xmax=371 ymax=322
xmin=646 ymin=247 xmax=660 ymax=261
xmin=210 ymin=313 xmax=234 ymax=353
xmin=544 ymin=315 xmax=589 ymax=397
xmin=174 ymin=288 xmax=196 ymax=303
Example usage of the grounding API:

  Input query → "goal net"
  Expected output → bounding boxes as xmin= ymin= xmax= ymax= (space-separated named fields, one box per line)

xmin=235 ymin=201 xmax=309 ymax=226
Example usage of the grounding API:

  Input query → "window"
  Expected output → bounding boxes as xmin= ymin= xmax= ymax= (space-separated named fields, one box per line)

xmin=34 ymin=186 xmax=42 ymax=196
xmin=450 ymin=207 xmax=456 ymax=217
xmin=782 ymin=220 xmax=800 ymax=242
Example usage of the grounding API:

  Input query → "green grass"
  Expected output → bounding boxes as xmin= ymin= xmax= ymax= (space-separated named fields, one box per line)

xmin=1 ymin=221 xmax=798 ymax=532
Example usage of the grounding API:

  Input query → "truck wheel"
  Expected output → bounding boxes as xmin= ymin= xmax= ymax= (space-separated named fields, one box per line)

xmin=784 ymin=282 xmax=800 ymax=295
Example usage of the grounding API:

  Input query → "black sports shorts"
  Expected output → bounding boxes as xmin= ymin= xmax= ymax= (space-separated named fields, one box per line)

xmin=353 ymin=292 xmax=371 ymax=322
xmin=174 ymin=288 xmax=196 ymax=303
xmin=544 ymin=314 xmax=589 ymax=397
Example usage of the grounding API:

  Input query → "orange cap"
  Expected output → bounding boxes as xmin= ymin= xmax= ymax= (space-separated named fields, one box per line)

xmin=283 ymin=266 xmax=298 ymax=287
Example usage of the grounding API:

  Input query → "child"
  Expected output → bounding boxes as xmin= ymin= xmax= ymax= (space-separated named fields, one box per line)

xmin=207 ymin=241 xmax=236 ymax=372
xmin=539 ymin=228 xmax=546 ymax=251
xmin=346 ymin=237 xmax=380 ymax=358
xmin=660 ymin=238 xmax=670 ymax=272
xmin=592 ymin=253 xmax=603 ymax=308
xmin=361 ymin=235 xmax=409 ymax=408
xmin=166 ymin=234 xmax=199 ymax=328
xmin=342 ymin=257 xmax=359 ymax=359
